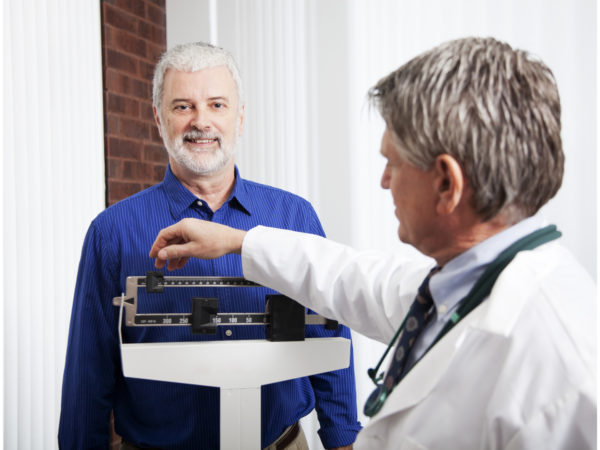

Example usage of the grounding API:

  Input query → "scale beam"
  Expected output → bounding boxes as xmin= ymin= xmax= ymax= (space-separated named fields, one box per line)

xmin=113 ymin=272 xmax=338 ymax=341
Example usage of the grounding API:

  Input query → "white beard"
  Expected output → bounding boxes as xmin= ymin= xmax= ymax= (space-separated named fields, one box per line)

xmin=162 ymin=126 xmax=237 ymax=176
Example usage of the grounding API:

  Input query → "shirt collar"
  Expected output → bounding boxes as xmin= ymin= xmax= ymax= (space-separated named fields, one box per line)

xmin=162 ymin=165 xmax=253 ymax=220
xmin=429 ymin=215 xmax=547 ymax=317
xmin=229 ymin=167 xmax=253 ymax=216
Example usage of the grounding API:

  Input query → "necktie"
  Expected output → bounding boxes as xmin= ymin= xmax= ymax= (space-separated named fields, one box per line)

xmin=364 ymin=267 xmax=439 ymax=416
xmin=382 ymin=267 xmax=439 ymax=390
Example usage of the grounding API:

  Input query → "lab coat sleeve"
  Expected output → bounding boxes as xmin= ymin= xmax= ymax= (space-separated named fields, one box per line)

xmin=241 ymin=225 xmax=434 ymax=344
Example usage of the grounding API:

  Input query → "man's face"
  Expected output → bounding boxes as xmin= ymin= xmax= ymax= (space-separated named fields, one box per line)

xmin=380 ymin=128 xmax=438 ymax=252
xmin=155 ymin=66 xmax=244 ymax=176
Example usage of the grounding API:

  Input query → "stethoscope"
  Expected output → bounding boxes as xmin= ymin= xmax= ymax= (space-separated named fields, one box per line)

xmin=363 ymin=224 xmax=561 ymax=417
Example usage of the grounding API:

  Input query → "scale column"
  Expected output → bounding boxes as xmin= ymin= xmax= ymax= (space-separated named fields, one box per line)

xmin=220 ymin=386 xmax=261 ymax=449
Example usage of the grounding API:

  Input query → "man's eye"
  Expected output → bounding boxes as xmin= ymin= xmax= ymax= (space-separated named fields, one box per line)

xmin=213 ymin=103 xmax=225 ymax=109
xmin=174 ymin=105 xmax=190 ymax=111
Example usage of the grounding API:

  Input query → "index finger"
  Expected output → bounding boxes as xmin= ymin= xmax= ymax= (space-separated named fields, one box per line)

xmin=149 ymin=223 xmax=183 ymax=258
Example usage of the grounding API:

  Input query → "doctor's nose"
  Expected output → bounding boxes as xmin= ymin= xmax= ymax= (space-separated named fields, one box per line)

xmin=381 ymin=166 xmax=391 ymax=190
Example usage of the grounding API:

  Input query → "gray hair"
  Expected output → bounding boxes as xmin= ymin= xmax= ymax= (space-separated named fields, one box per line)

xmin=152 ymin=42 xmax=244 ymax=116
xmin=369 ymin=37 xmax=563 ymax=222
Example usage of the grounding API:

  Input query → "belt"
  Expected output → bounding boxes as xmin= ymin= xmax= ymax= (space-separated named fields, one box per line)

xmin=122 ymin=422 xmax=301 ymax=450
xmin=275 ymin=422 xmax=300 ymax=450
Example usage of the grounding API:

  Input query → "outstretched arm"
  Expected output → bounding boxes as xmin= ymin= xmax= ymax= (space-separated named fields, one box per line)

xmin=151 ymin=219 xmax=427 ymax=344
xmin=149 ymin=218 xmax=247 ymax=270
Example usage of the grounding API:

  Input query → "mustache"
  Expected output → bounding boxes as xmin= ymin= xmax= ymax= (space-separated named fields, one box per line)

xmin=183 ymin=129 xmax=223 ymax=145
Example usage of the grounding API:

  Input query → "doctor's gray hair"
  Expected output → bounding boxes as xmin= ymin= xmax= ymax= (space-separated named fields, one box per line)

xmin=369 ymin=37 xmax=563 ymax=222
xmin=152 ymin=42 xmax=244 ymax=117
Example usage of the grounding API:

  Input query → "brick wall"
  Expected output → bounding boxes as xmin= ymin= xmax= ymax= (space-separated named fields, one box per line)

xmin=100 ymin=1 xmax=167 ymax=447
xmin=102 ymin=0 xmax=168 ymax=207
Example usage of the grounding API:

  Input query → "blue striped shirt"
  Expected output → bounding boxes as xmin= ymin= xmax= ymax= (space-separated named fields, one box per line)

xmin=59 ymin=166 xmax=361 ymax=449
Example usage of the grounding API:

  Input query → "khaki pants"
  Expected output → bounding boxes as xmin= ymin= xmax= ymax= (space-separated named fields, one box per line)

xmin=263 ymin=423 xmax=309 ymax=450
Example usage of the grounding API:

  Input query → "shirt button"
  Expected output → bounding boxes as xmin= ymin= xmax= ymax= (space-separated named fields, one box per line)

xmin=225 ymin=329 xmax=232 ymax=337
xmin=197 ymin=200 xmax=203 ymax=207
xmin=438 ymin=304 xmax=448 ymax=314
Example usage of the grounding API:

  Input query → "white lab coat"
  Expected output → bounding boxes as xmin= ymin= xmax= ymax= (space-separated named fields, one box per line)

xmin=241 ymin=226 xmax=596 ymax=450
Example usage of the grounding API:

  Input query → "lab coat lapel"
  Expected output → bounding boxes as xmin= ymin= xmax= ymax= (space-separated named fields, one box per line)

xmin=370 ymin=301 xmax=491 ymax=423
xmin=367 ymin=261 xmax=532 ymax=425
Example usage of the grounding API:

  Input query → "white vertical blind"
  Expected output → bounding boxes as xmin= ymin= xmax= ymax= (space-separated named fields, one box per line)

xmin=217 ymin=0 xmax=317 ymax=204
xmin=3 ymin=1 xmax=105 ymax=448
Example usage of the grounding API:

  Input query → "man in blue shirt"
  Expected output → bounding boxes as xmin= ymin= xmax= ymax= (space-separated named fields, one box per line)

xmin=58 ymin=42 xmax=361 ymax=449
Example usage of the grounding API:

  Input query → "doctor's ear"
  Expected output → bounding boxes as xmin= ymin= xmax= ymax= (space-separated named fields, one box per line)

xmin=434 ymin=154 xmax=465 ymax=215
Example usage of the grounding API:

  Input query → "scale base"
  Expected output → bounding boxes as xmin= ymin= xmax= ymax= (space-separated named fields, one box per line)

xmin=120 ymin=338 xmax=351 ymax=449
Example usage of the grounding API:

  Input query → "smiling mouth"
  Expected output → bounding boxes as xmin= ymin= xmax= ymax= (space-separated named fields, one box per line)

xmin=185 ymin=137 xmax=219 ymax=144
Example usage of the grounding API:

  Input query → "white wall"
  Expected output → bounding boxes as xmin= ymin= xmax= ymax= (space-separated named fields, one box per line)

xmin=166 ymin=0 xmax=596 ymax=447
xmin=2 ymin=1 xmax=105 ymax=448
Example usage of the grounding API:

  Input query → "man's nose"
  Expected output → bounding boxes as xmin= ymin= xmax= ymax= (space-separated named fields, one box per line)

xmin=190 ymin=108 xmax=211 ymax=130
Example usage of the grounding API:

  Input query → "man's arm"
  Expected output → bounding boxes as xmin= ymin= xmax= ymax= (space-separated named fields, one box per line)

xmin=59 ymin=222 xmax=120 ymax=448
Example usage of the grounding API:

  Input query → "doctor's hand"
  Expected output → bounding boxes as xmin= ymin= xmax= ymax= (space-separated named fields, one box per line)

xmin=149 ymin=218 xmax=247 ymax=271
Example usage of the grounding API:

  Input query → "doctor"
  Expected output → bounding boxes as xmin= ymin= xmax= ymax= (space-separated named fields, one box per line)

xmin=149 ymin=37 xmax=596 ymax=449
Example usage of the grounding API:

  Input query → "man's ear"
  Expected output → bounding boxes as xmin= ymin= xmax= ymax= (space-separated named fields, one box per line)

xmin=433 ymin=154 xmax=465 ymax=215
xmin=153 ymin=106 xmax=163 ymax=138
xmin=238 ymin=105 xmax=245 ymax=136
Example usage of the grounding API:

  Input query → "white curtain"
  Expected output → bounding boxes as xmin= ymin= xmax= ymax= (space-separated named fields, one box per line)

xmin=3 ymin=1 xmax=105 ymax=448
